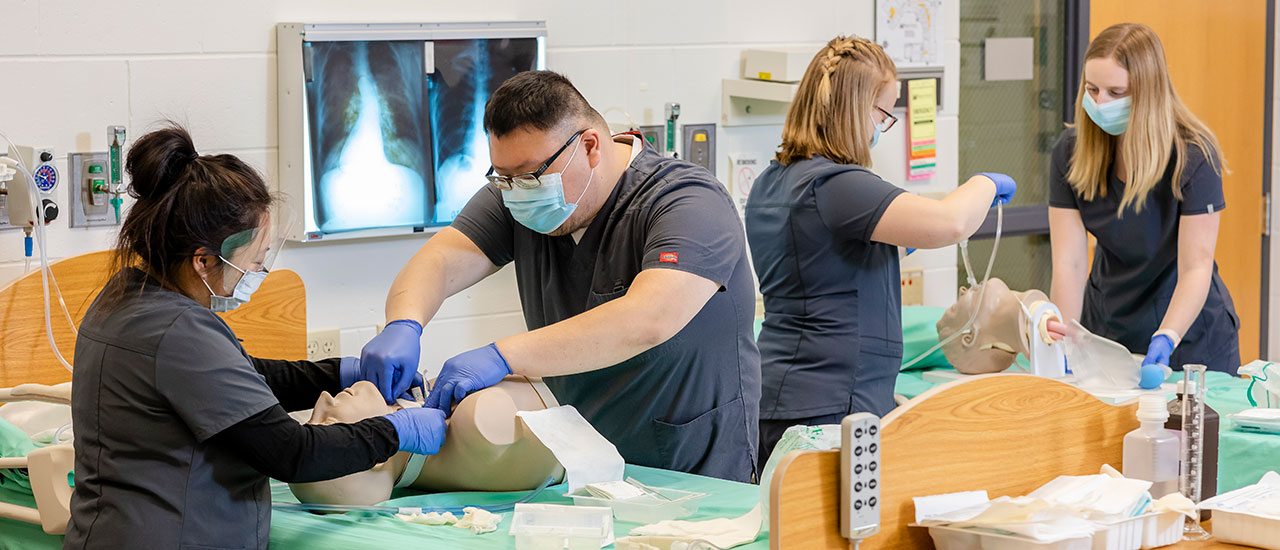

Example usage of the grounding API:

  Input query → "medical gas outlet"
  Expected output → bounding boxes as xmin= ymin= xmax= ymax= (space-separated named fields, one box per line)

xmin=68 ymin=151 xmax=121 ymax=228
xmin=5 ymin=146 xmax=60 ymax=229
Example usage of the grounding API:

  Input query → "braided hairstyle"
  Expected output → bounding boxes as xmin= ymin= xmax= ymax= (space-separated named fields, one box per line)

xmin=777 ymin=35 xmax=897 ymax=167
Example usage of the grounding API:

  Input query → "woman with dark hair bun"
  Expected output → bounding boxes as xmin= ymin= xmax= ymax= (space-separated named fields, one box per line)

xmin=65 ymin=124 xmax=447 ymax=550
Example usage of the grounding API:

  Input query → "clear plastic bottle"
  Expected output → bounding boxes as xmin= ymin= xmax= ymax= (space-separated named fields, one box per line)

xmin=1123 ymin=394 xmax=1180 ymax=497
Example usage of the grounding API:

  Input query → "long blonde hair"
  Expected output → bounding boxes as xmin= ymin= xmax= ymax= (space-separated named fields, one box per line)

xmin=777 ymin=35 xmax=897 ymax=167
xmin=1066 ymin=23 xmax=1224 ymax=214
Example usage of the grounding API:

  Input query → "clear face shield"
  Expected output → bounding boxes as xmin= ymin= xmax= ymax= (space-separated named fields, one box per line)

xmin=203 ymin=206 xmax=294 ymax=313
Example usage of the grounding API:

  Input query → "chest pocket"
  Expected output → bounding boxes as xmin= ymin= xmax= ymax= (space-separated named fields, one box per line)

xmin=586 ymin=286 xmax=627 ymax=309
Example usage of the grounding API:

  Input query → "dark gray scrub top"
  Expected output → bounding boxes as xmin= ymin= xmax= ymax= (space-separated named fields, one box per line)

xmin=1049 ymin=128 xmax=1240 ymax=374
xmin=65 ymin=269 xmax=280 ymax=550
xmin=452 ymin=139 xmax=761 ymax=482
xmin=744 ymin=156 xmax=906 ymax=420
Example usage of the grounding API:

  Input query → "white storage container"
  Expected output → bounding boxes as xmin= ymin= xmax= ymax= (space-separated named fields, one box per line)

xmin=564 ymin=486 xmax=707 ymax=524
xmin=1091 ymin=512 xmax=1182 ymax=550
xmin=1138 ymin=511 xmax=1183 ymax=549
xmin=509 ymin=503 xmax=613 ymax=550
xmin=1208 ymin=510 xmax=1280 ymax=550
xmin=921 ymin=525 xmax=1093 ymax=550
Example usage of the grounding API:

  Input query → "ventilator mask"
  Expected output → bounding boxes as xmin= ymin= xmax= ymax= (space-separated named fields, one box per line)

xmin=1082 ymin=95 xmax=1131 ymax=136
xmin=501 ymin=135 xmax=595 ymax=234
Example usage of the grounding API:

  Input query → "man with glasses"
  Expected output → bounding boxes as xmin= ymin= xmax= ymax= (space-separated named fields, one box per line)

xmin=360 ymin=70 xmax=761 ymax=482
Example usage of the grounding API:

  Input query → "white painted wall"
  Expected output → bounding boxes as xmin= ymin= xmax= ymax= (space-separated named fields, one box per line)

xmin=0 ymin=0 xmax=961 ymax=375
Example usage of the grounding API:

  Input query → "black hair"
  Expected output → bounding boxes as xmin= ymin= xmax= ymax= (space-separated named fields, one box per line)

xmin=98 ymin=122 xmax=273 ymax=309
xmin=483 ymin=70 xmax=605 ymax=137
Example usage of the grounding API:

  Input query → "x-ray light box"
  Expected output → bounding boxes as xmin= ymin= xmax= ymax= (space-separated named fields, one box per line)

xmin=277 ymin=22 xmax=547 ymax=242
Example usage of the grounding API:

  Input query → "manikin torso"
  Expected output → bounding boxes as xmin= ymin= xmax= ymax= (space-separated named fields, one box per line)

xmin=289 ymin=377 xmax=565 ymax=506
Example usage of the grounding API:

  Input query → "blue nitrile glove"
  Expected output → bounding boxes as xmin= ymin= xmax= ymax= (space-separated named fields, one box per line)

xmin=425 ymin=343 xmax=513 ymax=416
xmin=340 ymin=357 xmax=424 ymax=400
xmin=359 ymin=319 xmax=423 ymax=404
xmin=383 ymin=406 xmax=447 ymax=455
xmin=1140 ymin=334 xmax=1175 ymax=390
xmin=976 ymin=172 xmax=1017 ymax=207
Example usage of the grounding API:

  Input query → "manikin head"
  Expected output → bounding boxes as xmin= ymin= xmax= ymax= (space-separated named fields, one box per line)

xmin=289 ymin=377 xmax=564 ymax=507
xmin=937 ymin=278 xmax=1056 ymax=375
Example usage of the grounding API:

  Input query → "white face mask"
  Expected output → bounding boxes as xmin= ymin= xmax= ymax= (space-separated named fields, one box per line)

xmin=201 ymin=256 xmax=267 ymax=313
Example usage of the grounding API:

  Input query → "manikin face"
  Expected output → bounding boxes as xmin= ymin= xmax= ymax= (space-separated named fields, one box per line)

xmin=937 ymin=278 xmax=1055 ymax=375
xmin=290 ymin=381 xmax=402 ymax=507
xmin=307 ymin=380 xmax=395 ymax=425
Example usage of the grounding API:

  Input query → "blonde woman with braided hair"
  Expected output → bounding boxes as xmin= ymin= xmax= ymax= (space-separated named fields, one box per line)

xmin=746 ymin=35 xmax=1014 ymax=466
xmin=1045 ymin=23 xmax=1238 ymax=377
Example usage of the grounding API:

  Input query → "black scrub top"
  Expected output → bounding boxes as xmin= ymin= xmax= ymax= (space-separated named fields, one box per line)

xmin=66 ymin=268 xmax=280 ymax=549
xmin=744 ymin=155 xmax=907 ymax=420
xmin=451 ymin=138 xmax=762 ymax=482
xmin=1049 ymin=128 xmax=1240 ymax=374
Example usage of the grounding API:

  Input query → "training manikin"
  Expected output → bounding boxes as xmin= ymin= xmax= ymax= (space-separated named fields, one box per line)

xmin=289 ymin=377 xmax=565 ymax=506
xmin=936 ymin=278 xmax=1060 ymax=374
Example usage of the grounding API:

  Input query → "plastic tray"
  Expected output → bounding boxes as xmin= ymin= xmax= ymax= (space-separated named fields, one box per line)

xmin=564 ymin=486 xmax=707 ymax=524
xmin=916 ymin=511 xmax=1184 ymax=550
xmin=921 ymin=525 xmax=1093 ymax=550
xmin=1208 ymin=510 xmax=1280 ymax=550
xmin=509 ymin=503 xmax=613 ymax=550
xmin=1092 ymin=511 xmax=1182 ymax=550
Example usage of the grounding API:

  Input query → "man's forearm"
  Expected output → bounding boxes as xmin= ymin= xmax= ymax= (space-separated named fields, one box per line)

xmin=496 ymin=295 xmax=668 ymax=378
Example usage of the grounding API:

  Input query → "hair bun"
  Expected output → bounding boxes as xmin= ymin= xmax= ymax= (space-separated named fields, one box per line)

xmin=125 ymin=123 xmax=199 ymax=200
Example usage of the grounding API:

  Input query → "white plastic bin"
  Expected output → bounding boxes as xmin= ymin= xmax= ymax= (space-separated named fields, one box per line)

xmin=1091 ymin=512 xmax=1182 ymax=550
xmin=564 ymin=486 xmax=707 ymax=524
xmin=509 ymin=503 xmax=613 ymax=550
xmin=1208 ymin=510 xmax=1280 ymax=550
xmin=1139 ymin=511 xmax=1183 ymax=549
xmin=920 ymin=524 xmax=1093 ymax=550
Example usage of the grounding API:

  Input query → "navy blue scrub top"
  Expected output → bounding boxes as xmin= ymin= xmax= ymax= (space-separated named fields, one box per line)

xmin=1049 ymin=128 xmax=1240 ymax=374
xmin=744 ymin=155 xmax=906 ymax=420
xmin=451 ymin=138 xmax=761 ymax=482
xmin=66 ymin=268 xmax=280 ymax=550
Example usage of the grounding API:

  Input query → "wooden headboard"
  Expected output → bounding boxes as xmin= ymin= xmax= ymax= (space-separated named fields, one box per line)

xmin=768 ymin=374 xmax=1141 ymax=550
xmin=0 ymin=250 xmax=307 ymax=387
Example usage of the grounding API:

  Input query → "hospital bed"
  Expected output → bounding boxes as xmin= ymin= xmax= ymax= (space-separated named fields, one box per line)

xmin=0 ymin=252 xmax=766 ymax=550
xmin=768 ymin=373 xmax=1256 ymax=550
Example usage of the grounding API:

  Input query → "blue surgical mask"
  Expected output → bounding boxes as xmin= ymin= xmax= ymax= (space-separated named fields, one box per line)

xmin=1082 ymin=94 xmax=1131 ymax=135
xmin=501 ymin=143 xmax=594 ymax=234
xmin=870 ymin=114 xmax=881 ymax=148
xmin=201 ymin=256 xmax=267 ymax=313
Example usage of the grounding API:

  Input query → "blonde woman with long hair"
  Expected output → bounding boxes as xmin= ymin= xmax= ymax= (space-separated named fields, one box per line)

xmin=745 ymin=35 xmax=1015 ymax=467
xmin=1047 ymin=23 xmax=1239 ymax=377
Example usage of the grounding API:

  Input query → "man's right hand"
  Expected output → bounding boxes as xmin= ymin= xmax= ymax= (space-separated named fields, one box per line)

xmin=358 ymin=320 xmax=423 ymax=404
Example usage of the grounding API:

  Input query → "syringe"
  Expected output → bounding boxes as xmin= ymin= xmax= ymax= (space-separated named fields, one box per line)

xmin=1180 ymin=363 xmax=1211 ymax=541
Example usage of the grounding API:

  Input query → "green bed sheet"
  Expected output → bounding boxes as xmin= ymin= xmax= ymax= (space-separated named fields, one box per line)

xmin=3 ymin=306 xmax=1276 ymax=548
xmin=0 ymin=465 xmax=765 ymax=550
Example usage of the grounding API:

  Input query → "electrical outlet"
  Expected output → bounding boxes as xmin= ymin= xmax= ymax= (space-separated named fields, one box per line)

xmin=901 ymin=270 xmax=923 ymax=306
xmin=307 ymin=329 xmax=340 ymax=361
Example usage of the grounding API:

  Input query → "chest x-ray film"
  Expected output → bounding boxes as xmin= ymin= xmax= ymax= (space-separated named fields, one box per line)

xmin=282 ymin=23 xmax=545 ymax=239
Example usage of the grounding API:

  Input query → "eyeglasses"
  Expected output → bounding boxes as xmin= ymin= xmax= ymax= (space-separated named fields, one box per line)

xmin=874 ymin=106 xmax=898 ymax=133
xmin=486 ymin=128 xmax=588 ymax=190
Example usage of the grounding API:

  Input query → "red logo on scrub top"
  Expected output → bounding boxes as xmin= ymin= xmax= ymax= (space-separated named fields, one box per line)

xmin=659 ymin=252 xmax=679 ymax=264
